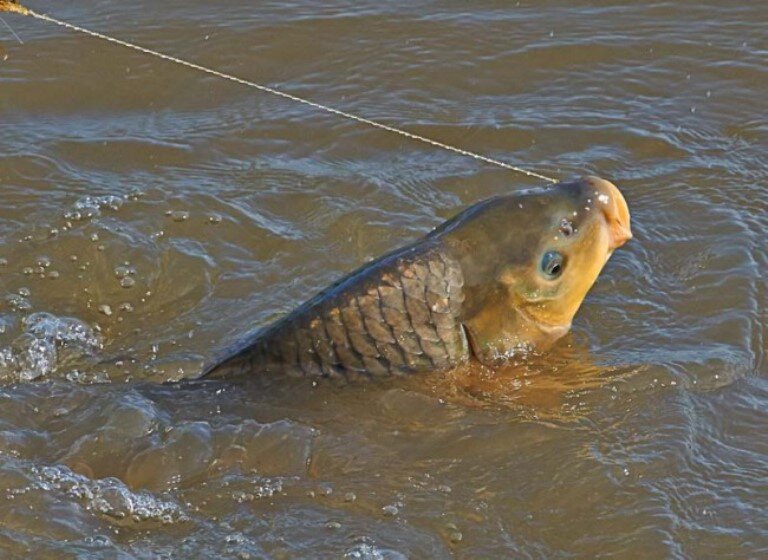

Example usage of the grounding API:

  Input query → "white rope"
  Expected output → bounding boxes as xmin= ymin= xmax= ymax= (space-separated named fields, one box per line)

xmin=11 ymin=5 xmax=559 ymax=183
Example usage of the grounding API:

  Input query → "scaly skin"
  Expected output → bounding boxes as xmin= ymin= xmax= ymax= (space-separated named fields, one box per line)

xmin=206 ymin=242 xmax=467 ymax=379
xmin=204 ymin=176 xmax=632 ymax=379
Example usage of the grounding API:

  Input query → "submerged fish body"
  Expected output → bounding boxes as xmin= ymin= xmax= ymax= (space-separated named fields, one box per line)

xmin=205 ymin=176 xmax=631 ymax=379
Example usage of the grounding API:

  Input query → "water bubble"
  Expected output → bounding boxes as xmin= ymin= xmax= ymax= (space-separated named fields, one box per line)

xmin=65 ymin=369 xmax=111 ymax=384
xmin=382 ymin=504 xmax=399 ymax=517
xmin=28 ymin=314 xmax=101 ymax=349
xmin=36 ymin=256 xmax=51 ymax=268
xmin=207 ymin=214 xmax=222 ymax=224
xmin=72 ymin=195 xmax=124 ymax=217
xmin=232 ymin=491 xmax=254 ymax=503
xmin=120 ymin=277 xmax=136 ymax=289
xmin=6 ymin=294 xmax=32 ymax=312
xmin=84 ymin=535 xmax=113 ymax=547
xmin=344 ymin=541 xmax=404 ymax=560
xmin=225 ymin=534 xmax=247 ymax=545
xmin=254 ymin=478 xmax=284 ymax=498
xmin=98 ymin=305 xmax=113 ymax=317
xmin=114 ymin=264 xmax=137 ymax=278
xmin=167 ymin=210 xmax=189 ymax=222
xmin=12 ymin=333 xmax=55 ymax=380
xmin=63 ymin=210 xmax=83 ymax=221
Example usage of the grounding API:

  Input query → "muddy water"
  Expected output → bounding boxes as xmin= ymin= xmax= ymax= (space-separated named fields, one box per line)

xmin=0 ymin=1 xmax=766 ymax=558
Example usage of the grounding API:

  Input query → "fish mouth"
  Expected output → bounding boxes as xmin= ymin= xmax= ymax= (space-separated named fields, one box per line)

xmin=594 ymin=178 xmax=632 ymax=250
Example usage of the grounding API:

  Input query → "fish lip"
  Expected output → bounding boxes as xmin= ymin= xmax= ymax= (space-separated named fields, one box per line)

xmin=606 ymin=216 xmax=632 ymax=250
xmin=585 ymin=176 xmax=632 ymax=250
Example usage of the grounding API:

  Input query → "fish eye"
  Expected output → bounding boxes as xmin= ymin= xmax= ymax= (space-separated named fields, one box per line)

xmin=540 ymin=251 xmax=565 ymax=280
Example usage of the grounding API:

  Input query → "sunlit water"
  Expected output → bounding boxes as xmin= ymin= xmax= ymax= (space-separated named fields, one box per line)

xmin=0 ymin=1 xmax=766 ymax=558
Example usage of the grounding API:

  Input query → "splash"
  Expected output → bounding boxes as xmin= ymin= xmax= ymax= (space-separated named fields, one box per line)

xmin=0 ymin=312 xmax=103 ymax=382
xmin=63 ymin=194 xmax=124 ymax=223
xmin=28 ymin=464 xmax=187 ymax=523
xmin=344 ymin=539 xmax=407 ymax=560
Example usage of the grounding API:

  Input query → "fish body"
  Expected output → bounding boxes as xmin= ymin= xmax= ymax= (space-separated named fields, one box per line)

xmin=205 ymin=176 xmax=631 ymax=379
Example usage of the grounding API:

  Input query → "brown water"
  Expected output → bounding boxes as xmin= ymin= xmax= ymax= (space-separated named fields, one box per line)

xmin=0 ymin=1 xmax=766 ymax=558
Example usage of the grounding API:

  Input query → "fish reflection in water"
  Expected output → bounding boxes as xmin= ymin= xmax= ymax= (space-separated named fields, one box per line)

xmin=423 ymin=340 xmax=625 ymax=415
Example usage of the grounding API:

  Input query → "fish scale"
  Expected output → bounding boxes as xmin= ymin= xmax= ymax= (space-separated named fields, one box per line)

xmin=206 ymin=245 xmax=468 ymax=378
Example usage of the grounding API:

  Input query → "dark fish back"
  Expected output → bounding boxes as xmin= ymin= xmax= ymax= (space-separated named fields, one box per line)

xmin=204 ymin=242 xmax=468 ymax=379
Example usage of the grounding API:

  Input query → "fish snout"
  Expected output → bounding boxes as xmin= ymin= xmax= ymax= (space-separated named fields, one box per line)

xmin=583 ymin=176 xmax=632 ymax=250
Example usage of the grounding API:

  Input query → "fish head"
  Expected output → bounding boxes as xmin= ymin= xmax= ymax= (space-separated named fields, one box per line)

xmin=442 ymin=176 xmax=632 ymax=364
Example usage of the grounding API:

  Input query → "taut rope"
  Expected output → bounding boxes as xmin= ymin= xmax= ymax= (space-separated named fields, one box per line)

xmin=0 ymin=1 xmax=558 ymax=183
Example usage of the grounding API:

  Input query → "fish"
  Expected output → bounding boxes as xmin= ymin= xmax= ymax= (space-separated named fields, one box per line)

xmin=204 ymin=176 xmax=631 ymax=380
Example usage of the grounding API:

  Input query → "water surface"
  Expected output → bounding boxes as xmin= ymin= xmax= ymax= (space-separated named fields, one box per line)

xmin=0 ymin=1 xmax=766 ymax=558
